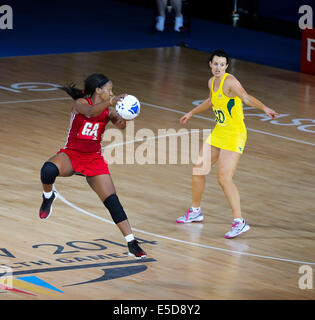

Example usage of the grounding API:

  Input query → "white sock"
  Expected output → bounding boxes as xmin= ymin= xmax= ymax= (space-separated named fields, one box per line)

xmin=43 ymin=191 xmax=53 ymax=199
xmin=125 ymin=234 xmax=135 ymax=243
xmin=233 ymin=218 xmax=244 ymax=223
xmin=191 ymin=206 xmax=200 ymax=213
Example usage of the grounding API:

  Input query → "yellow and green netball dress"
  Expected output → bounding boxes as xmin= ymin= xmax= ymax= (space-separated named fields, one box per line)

xmin=206 ymin=73 xmax=247 ymax=154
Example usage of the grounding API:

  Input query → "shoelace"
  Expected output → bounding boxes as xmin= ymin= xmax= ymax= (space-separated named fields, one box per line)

xmin=185 ymin=209 xmax=201 ymax=221
xmin=232 ymin=221 xmax=244 ymax=230
xmin=185 ymin=209 xmax=193 ymax=220
xmin=185 ymin=209 xmax=190 ymax=218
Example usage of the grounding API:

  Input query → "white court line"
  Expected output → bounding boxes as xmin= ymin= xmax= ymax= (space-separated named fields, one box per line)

xmin=1 ymin=97 xmax=314 ymax=146
xmin=0 ymin=97 xmax=71 ymax=104
xmin=3 ymin=95 xmax=312 ymax=265
xmin=56 ymin=130 xmax=315 ymax=266
xmin=57 ymin=191 xmax=315 ymax=266
xmin=141 ymin=101 xmax=315 ymax=147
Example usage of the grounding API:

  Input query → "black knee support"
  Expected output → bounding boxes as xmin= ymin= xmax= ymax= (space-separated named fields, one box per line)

xmin=40 ymin=161 xmax=59 ymax=184
xmin=103 ymin=194 xmax=127 ymax=224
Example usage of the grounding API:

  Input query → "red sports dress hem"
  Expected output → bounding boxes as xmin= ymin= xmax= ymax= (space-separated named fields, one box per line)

xmin=58 ymin=148 xmax=110 ymax=176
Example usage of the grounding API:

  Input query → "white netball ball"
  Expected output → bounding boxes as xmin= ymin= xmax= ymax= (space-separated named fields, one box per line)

xmin=116 ymin=95 xmax=141 ymax=120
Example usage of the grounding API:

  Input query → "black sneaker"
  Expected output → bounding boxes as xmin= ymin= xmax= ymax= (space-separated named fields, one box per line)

xmin=39 ymin=191 xmax=57 ymax=220
xmin=128 ymin=240 xmax=147 ymax=259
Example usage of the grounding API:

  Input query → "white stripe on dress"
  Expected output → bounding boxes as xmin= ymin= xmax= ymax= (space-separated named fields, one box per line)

xmin=63 ymin=111 xmax=76 ymax=148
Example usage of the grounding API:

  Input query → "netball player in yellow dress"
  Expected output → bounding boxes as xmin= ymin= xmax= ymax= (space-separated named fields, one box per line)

xmin=176 ymin=49 xmax=279 ymax=238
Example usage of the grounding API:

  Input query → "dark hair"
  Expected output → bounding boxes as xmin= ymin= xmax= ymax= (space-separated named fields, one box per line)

xmin=60 ymin=73 xmax=110 ymax=100
xmin=208 ymin=49 xmax=230 ymax=65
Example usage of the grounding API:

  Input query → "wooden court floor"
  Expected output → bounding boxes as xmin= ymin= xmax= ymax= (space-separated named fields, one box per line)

xmin=0 ymin=47 xmax=315 ymax=300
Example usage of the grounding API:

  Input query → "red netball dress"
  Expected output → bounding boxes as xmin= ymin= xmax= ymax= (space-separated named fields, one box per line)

xmin=58 ymin=97 xmax=110 ymax=176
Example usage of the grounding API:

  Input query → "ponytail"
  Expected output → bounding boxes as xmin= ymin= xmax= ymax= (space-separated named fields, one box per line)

xmin=60 ymin=74 xmax=110 ymax=100
xmin=60 ymin=83 xmax=85 ymax=100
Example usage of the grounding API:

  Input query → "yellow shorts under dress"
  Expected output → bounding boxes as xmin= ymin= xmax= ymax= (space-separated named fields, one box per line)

xmin=205 ymin=125 xmax=247 ymax=154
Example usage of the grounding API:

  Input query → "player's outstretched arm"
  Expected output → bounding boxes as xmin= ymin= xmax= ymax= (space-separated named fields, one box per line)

xmin=180 ymin=98 xmax=212 ymax=124
xmin=228 ymin=76 xmax=280 ymax=120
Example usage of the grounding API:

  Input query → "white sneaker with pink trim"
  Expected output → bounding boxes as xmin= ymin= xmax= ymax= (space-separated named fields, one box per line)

xmin=224 ymin=219 xmax=250 ymax=239
xmin=176 ymin=208 xmax=204 ymax=223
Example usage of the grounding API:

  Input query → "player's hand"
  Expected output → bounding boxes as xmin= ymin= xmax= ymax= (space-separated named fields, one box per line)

xmin=264 ymin=106 xmax=280 ymax=120
xmin=180 ymin=111 xmax=193 ymax=124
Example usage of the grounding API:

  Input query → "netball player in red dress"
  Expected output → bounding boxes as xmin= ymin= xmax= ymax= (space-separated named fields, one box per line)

xmin=39 ymin=73 xmax=146 ymax=259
